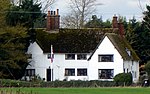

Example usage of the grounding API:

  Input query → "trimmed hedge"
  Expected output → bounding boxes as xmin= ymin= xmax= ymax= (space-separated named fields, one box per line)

xmin=0 ymin=79 xmax=116 ymax=87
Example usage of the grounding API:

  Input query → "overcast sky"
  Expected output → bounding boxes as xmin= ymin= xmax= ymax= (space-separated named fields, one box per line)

xmin=52 ymin=0 xmax=149 ymax=21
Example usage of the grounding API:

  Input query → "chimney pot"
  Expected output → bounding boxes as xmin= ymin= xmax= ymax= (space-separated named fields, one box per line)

xmin=51 ymin=11 xmax=53 ymax=15
xmin=54 ymin=11 xmax=56 ymax=15
xmin=112 ymin=15 xmax=118 ymax=28
xmin=46 ymin=9 xmax=60 ymax=31
xmin=48 ymin=11 xmax=50 ymax=16
xmin=56 ymin=9 xmax=59 ymax=15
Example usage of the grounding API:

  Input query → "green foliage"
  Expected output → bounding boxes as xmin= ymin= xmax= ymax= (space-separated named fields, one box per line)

xmin=0 ymin=26 xmax=29 ymax=79
xmin=85 ymin=15 xmax=111 ymax=28
xmin=145 ymin=61 xmax=150 ymax=77
xmin=0 ymin=0 xmax=10 ymax=26
xmin=113 ymin=73 xmax=133 ymax=86
xmin=0 ymin=0 xmax=29 ymax=79
xmin=6 ymin=0 xmax=42 ymax=28
xmin=125 ymin=15 xmax=150 ymax=64
xmin=0 ymin=79 xmax=115 ymax=87
xmin=132 ymin=5 xmax=150 ymax=63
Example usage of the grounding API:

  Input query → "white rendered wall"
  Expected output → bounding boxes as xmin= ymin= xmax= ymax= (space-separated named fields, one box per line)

xmin=124 ymin=60 xmax=139 ymax=82
xmin=26 ymin=39 xmax=139 ymax=82
xmin=88 ymin=36 xmax=124 ymax=81
xmin=53 ymin=53 xmax=90 ymax=81
xmin=27 ymin=42 xmax=50 ymax=80
xmin=27 ymin=42 xmax=90 ymax=81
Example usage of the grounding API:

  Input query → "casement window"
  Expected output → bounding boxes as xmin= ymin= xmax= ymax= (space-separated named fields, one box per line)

xmin=134 ymin=71 xmax=137 ymax=78
xmin=47 ymin=53 xmax=54 ymax=59
xmin=47 ymin=54 xmax=51 ymax=59
xmin=98 ymin=54 xmax=114 ymax=62
xmin=77 ymin=54 xmax=87 ymax=60
xmin=25 ymin=69 xmax=35 ymax=76
xmin=28 ymin=54 xmax=32 ymax=59
xmin=77 ymin=68 xmax=87 ymax=76
xmin=98 ymin=69 xmax=114 ymax=79
xmin=65 ymin=54 xmax=75 ymax=60
xmin=65 ymin=68 xmax=75 ymax=76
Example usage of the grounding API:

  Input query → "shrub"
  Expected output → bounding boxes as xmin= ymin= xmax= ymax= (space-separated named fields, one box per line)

xmin=145 ymin=61 xmax=150 ymax=77
xmin=144 ymin=61 xmax=150 ymax=85
xmin=113 ymin=72 xmax=133 ymax=86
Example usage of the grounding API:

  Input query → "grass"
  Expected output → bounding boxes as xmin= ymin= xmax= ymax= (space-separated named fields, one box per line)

xmin=0 ymin=87 xmax=150 ymax=94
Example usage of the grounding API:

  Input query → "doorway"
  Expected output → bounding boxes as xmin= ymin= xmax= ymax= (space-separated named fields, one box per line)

xmin=47 ymin=69 xmax=53 ymax=81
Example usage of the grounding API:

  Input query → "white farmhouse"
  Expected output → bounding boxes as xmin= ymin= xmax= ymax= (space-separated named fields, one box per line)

xmin=23 ymin=10 xmax=140 ymax=83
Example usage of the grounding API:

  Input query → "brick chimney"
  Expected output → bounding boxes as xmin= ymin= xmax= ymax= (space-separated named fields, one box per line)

xmin=118 ymin=22 xmax=125 ymax=37
xmin=112 ymin=15 xmax=118 ymax=28
xmin=46 ymin=9 xmax=60 ymax=31
xmin=112 ymin=15 xmax=124 ymax=37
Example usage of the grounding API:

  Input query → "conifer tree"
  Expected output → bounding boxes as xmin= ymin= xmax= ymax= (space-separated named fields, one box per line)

xmin=0 ymin=0 xmax=29 ymax=79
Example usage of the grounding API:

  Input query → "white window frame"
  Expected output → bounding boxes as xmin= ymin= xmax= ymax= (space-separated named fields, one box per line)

xmin=98 ymin=69 xmax=114 ymax=79
xmin=98 ymin=54 xmax=114 ymax=62
xmin=65 ymin=54 xmax=75 ymax=60
xmin=77 ymin=54 xmax=87 ymax=60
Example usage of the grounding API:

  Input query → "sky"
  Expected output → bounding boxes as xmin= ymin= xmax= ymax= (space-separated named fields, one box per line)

xmin=52 ymin=0 xmax=150 ymax=21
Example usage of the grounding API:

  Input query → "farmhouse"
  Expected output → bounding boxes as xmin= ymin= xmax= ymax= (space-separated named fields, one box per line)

xmin=23 ymin=10 xmax=140 ymax=82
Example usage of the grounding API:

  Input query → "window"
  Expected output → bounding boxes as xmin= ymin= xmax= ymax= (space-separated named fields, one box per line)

xmin=77 ymin=69 xmax=87 ymax=76
xmin=134 ymin=71 xmax=137 ymax=78
xmin=25 ymin=69 xmax=35 ymax=76
xmin=65 ymin=68 xmax=75 ymax=76
xmin=47 ymin=54 xmax=51 ymax=59
xmin=124 ymin=68 xmax=125 ymax=73
xmin=28 ymin=54 xmax=32 ymax=59
xmin=47 ymin=53 xmax=54 ymax=59
xmin=98 ymin=69 xmax=114 ymax=79
xmin=65 ymin=54 xmax=75 ymax=60
xmin=127 ymin=68 xmax=128 ymax=73
xmin=77 ymin=54 xmax=87 ymax=60
xmin=98 ymin=55 xmax=114 ymax=62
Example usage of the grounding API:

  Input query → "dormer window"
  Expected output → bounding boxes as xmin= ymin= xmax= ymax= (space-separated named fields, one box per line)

xmin=65 ymin=54 xmax=75 ymax=60
xmin=126 ymin=48 xmax=131 ymax=56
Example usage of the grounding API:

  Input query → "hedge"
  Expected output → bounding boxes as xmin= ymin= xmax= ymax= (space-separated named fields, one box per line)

xmin=113 ymin=72 xmax=133 ymax=86
xmin=0 ymin=79 xmax=117 ymax=87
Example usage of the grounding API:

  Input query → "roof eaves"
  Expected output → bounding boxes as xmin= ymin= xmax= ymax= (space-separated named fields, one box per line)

xmin=87 ymin=34 xmax=106 ymax=61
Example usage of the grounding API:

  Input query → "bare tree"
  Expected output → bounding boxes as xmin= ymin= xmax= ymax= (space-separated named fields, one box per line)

xmin=62 ymin=0 xmax=102 ymax=29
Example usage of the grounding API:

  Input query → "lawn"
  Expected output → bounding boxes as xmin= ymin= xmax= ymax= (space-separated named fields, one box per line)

xmin=0 ymin=87 xmax=150 ymax=94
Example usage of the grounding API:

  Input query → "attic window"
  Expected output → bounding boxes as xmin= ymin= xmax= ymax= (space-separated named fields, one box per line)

xmin=65 ymin=54 xmax=75 ymax=60
xmin=77 ymin=54 xmax=87 ymax=60
xmin=126 ymin=48 xmax=131 ymax=56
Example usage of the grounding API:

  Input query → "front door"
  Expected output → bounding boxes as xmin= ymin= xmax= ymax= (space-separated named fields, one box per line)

xmin=47 ymin=69 xmax=53 ymax=81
